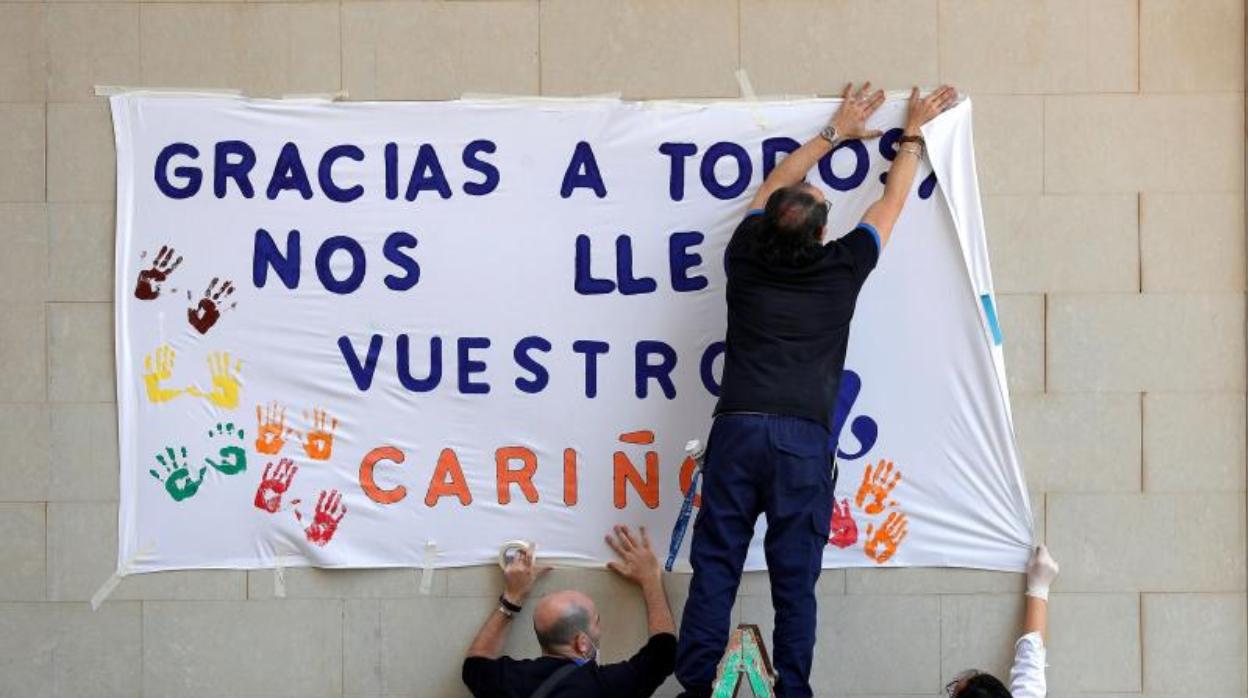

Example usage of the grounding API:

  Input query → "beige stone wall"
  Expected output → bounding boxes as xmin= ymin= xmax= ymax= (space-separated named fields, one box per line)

xmin=1 ymin=0 xmax=1244 ymax=695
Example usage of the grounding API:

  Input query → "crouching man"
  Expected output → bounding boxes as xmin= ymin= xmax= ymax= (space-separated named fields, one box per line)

xmin=462 ymin=525 xmax=677 ymax=697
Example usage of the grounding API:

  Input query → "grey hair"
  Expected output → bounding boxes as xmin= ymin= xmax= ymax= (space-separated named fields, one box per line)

xmin=535 ymin=602 xmax=591 ymax=652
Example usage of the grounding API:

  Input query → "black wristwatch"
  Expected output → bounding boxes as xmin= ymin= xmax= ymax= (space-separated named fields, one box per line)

xmin=499 ymin=594 xmax=523 ymax=614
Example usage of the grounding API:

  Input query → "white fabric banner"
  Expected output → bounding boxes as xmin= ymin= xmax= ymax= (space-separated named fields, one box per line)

xmin=111 ymin=93 xmax=1033 ymax=575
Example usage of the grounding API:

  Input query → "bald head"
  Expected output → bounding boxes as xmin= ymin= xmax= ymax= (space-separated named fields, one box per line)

xmin=533 ymin=590 xmax=598 ymax=656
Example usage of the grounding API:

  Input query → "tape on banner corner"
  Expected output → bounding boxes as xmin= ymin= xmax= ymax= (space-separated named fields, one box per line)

xmin=734 ymin=69 xmax=769 ymax=130
xmin=90 ymin=541 xmax=156 ymax=611
xmin=979 ymin=293 xmax=1003 ymax=346
xmin=419 ymin=540 xmax=438 ymax=595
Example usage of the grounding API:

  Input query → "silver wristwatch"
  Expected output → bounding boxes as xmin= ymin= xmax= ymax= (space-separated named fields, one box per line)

xmin=819 ymin=124 xmax=840 ymax=145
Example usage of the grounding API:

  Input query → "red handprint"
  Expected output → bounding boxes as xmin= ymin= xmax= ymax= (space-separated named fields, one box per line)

xmin=134 ymin=246 xmax=183 ymax=300
xmin=301 ymin=489 xmax=346 ymax=547
xmin=188 ymin=277 xmax=235 ymax=334
xmin=253 ymin=458 xmax=298 ymax=514
xmin=828 ymin=498 xmax=859 ymax=548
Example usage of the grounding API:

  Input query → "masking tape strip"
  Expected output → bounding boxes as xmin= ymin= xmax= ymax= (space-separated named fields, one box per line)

xmin=89 ymin=571 xmax=124 ymax=612
xmin=94 ymin=85 xmax=244 ymax=98
xmin=90 ymin=541 xmax=156 ymax=611
xmin=419 ymin=540 xmax=437 ymax=595
xmin=734 ymin=69 xmax=769 ymax=129
xmin=274 ymin=555 xmax=291 ymax=598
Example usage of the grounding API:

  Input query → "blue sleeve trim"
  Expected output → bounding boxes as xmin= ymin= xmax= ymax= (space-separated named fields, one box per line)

xmin=980 ymin=294 xmax=1003 ymax=346
xmin=857 ymin=222 xmax=881 ymax=251
xmin=744 ymin=208 xmax=764 ymax=219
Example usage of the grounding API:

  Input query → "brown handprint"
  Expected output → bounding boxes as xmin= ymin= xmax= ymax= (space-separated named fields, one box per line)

xmin=187 ymin=277 xmax=235 ymax=335
xmin=828 ymin=498 xmax=859 ymax=549
xmin=300 ymin=407 xmax=338 ymax=461
xmin=299 ymin=489 xmax=346 ymax=547
xmin=255 ymin=401 xmax=292 ymax=455
xmin=864 ymin=511 xmax=909 ymax=564
xmin=134 ymin=246 xmax=182 ymax=300
xmin=254 ymin=458 xmax=298 ymax=513
xmin=854 ymin=459 xmax=901 ymax=516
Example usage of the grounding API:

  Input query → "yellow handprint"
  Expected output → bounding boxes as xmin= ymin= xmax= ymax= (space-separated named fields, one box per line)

xmin=143 ymin=344 xmax=184 ymax=403
xmin=187 ymin=352 xmax=242 ymax=410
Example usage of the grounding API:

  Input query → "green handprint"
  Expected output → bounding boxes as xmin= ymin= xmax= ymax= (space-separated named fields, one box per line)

xmin=149 ymin=446 xmax=206 ymax=502
xmin=205 ymin=422 xmax=248 ymax=475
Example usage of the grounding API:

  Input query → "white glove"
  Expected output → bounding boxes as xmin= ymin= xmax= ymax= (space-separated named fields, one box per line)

xmin=1025 ymin=544 xmax=1059 ymax=600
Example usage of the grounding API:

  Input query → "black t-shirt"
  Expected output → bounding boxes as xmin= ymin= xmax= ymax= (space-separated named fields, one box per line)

xmin=461 ymin=633 xmax=677 ymax=698
xmin=714 ymin=211 xmax=880 ymax=428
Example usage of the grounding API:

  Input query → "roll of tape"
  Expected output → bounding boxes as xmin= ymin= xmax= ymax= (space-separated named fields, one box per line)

xmin=499 ymin=540 xmax=533 ymax=569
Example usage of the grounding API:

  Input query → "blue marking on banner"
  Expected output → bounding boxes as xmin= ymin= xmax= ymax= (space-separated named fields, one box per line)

xmin=666 ymin=469 xmax=701 ymax=572
xmin=980 ymin=293 xmax=1003 ymax=346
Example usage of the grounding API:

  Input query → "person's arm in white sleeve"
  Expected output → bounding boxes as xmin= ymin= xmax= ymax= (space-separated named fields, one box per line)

xmin=1010 ymin=545 xmax=1059 ymax=698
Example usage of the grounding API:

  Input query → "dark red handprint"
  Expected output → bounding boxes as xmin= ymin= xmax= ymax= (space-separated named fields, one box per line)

xmin=301 ymin=489 xmax=346 ymax=547
xmin=188 ymin=277 xmax=235 ymax=334
xmin=134 ymin=246 xmax=183 ymax=300
xmin=254 ymin=458 xmax=298 ymax=514
xmin=829 ymin=498 xmax=859 ymax=548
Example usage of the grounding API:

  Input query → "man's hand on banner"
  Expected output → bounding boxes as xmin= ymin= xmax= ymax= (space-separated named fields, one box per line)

xmin=143 ymin=344 xmax=184 ymax=404
xmin=300 ymin=489 xmax=347 ymax=546
xmin=605 ymin=525 xmax=661 ymax=587
xmin=187 ymin=277 xmax=235 ymax=335
xmin=864 ymin=511 xmax=909 ymax=564
xmin=204 ymin=422 xmax=247 ymax=475
xmin=254 ymin=458 xmax=298 ymax=513
xmin=854 ymin=460 xmax=901 ymax=516
xmin=134 ymin=245 xmax=182 ymax=301
xmin=148 ymin=445 xmax=206 ymax=502
xmin=299 ymin=407 xmax=338 ymax=461
xmin=255 ymin=401 xmax=292 ymax=455
xmin=828 ymin=499 xmax=859 ymax=549
xmin=832 ymin=82 xmax=886 ymax=140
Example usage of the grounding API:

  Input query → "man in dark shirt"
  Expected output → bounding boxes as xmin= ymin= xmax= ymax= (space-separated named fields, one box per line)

xmin=462 ymin=525 xmax=677 ymax=697
xmin=675 ymin=83 xmax=959 ymax=698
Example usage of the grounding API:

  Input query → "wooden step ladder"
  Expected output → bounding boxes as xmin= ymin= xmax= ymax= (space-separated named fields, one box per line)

xmin=712 ymin=624 xmax=776 ymax=698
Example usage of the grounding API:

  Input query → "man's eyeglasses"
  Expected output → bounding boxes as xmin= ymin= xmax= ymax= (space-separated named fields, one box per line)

xmin=945 ymin=669 xmax=981 ymax=697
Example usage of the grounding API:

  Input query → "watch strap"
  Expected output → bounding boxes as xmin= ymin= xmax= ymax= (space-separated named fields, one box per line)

xmin=499 ymin=594 xmax=523 ymax=613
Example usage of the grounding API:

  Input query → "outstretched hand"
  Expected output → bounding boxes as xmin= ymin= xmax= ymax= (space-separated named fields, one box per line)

xmin=905 ymin=84 xmax=958 ymax=132
xmin=832 ymin=82 xmax=886 ymax=140
xmin=604 ymin=525 xmax=662 ymax=587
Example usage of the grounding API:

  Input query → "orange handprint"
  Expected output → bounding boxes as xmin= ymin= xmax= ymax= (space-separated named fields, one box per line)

xmin=854 ymin=459 xmax=901 ymax=515
xmin=300 ymin=407 xmax=338 ymax=461
xmin=864 ymin=511 xmax=909 ymax=564
xmin=255 ymin=401 xmax=292 ymax=455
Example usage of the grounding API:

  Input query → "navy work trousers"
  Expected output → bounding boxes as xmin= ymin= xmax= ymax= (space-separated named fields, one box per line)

xmin=675 ymin=413 xmax=835 ymax=698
